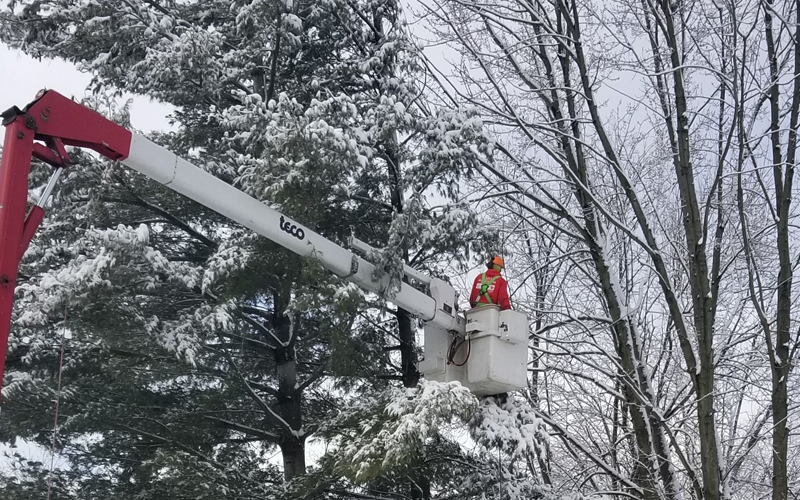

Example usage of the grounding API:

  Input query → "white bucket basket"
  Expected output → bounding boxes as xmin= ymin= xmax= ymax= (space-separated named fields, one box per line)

xmin=464 ymin=307 xmax=528 ymax=395
xmin=465 ymin=305 xmax=500 ymax=335
xmin=419 ymin=284 xmax=529 ymax=396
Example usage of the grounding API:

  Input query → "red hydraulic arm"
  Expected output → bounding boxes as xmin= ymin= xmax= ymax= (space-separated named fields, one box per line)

xmin=0 ymin=90 xmax=132 ymax=394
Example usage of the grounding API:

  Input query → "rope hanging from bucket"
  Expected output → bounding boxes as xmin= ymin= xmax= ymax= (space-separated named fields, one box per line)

xmin=46 ymin=304 xmax=68 ymax=500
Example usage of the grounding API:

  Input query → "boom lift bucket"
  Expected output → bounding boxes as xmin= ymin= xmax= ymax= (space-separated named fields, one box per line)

xmin=351 ymin=237 xmax=530 ymax=395
xmin=420 ymin=304 xmax=528 ymax=396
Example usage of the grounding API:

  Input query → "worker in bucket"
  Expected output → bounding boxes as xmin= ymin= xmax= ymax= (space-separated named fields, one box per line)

xmin=469 ymin=255 xmax=511 ymax=310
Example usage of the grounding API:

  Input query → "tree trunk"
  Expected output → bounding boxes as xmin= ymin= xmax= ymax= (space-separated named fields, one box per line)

xmin=770 ymin=370 xmax=789 ymax=500
xmin=377 ymin=8 xmax=426 ymax=496
xmin=526 ymin=232 xmax=552 ymax=485
xmin=276 ymin=345 xmax=305 ymax=481
xmin=266 ymin=3 xmax=283 ymax=103
xmin=763 ymin=2 xmax=799 ymax=499
xmin=771 ymin=180 xmax=792 ymax=500
xmin=279 ymin=436 xmax=306 ymax=483
xmin=397 ymin=306 xmax=420 ymax=388
xmin=385 ymin=127 xmax=419 ymax=389
xmin=657 ymin=3 xmax=723 ymax=498
xmin=275 ymin=294 xmax=305 ymax=482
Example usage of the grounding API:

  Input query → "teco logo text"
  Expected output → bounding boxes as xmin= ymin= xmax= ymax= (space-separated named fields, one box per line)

xmin=280 ymin=216 xmax=305 ymax=240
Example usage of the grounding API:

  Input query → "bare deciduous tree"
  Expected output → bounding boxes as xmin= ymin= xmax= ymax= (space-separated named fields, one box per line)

xmin=417 ymin=0 xmax=800 ymax=497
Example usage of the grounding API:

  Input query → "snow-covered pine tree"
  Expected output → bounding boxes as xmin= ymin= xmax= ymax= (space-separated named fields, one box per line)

xmin=0 ymin=0 xmax=493 ymax=497
xmin=303 ymin=381 xmax=582 ymax=500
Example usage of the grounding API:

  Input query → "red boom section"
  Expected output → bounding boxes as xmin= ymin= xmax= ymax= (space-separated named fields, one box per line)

xmin=0 ymin=120 xmax=35 ymax=395
xmin=0 ymin=91 xmax=133 ymax=396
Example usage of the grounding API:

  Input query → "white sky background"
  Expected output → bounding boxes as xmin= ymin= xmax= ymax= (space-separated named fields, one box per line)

xmin=0 ymin=44 xmax=173 ymax=144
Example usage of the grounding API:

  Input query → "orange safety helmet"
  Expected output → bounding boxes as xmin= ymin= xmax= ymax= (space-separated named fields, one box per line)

xmin=487 ymin=255 xmax=505 ymax=269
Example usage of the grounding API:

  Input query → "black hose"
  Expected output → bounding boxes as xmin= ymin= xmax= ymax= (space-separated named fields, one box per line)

xmin=446 ymin=335 xmax=471 ymax=367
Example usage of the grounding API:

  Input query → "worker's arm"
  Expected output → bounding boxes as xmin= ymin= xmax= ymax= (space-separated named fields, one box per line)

xmin=498 ymin=279 xmax=512 ymax=310
xmin=469 ymin=277 xmax=479 ymax=307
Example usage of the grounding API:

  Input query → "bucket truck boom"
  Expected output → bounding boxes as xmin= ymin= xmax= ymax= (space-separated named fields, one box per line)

xmin=0 ymin=90 xmax=527 ymax=397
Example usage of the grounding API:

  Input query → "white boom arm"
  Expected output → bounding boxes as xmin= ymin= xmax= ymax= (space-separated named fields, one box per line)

xmin=123 ymin=134 xmax=462 ymax=332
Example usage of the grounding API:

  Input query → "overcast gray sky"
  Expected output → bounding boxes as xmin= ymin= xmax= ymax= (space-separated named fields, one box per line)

xmin=0 ymin=44 xmax=172 ymax=148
